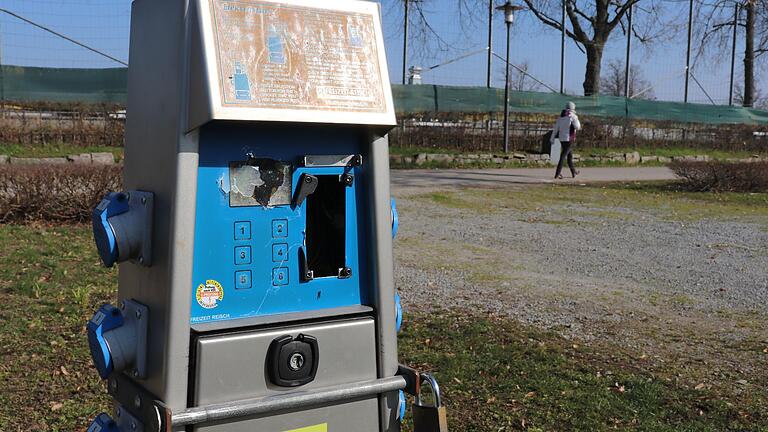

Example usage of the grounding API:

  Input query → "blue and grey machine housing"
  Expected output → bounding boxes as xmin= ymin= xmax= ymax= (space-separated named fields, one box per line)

xmin=85 ymin=0 xmax=443 ymax=431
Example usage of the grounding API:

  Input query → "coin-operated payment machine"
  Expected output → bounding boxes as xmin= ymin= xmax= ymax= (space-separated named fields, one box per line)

xmin=85 ymin=0 xmax=447 ymax=431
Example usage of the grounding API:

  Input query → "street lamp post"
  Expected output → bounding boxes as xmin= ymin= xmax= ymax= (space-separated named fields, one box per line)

xmin=496 ymin=1 xmax=524 ymax=154
xmin=402 ymin=0 xmax=409 ymax=85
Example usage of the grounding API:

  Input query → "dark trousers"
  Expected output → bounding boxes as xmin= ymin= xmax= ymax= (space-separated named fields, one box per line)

xmin=555 ymin=141 xmax=576 ymax=177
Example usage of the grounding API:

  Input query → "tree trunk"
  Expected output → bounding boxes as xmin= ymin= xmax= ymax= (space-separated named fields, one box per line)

xmin=583 ymin=43 xmax=605 ymax=96
xmin=744 ymin=1 xmax=755 ymax=107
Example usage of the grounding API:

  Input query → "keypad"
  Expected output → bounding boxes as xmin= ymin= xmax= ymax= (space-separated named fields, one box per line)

xmin=272 ymin=219 xmax=288 ymax=238
xmin=234 ymin=221 xmax=251 ymax=240
xmin=235 ymin=270 xmax=252 ymax=289
xmin=233 ymin=220 xmax=291 ymax=290
xmin=234 ymin=246 xmax=251 ymax=265
xmin=272 ymin=243 xmax=288 ymax=262
xmin=272 ymin=267 xmax=289 ymax=286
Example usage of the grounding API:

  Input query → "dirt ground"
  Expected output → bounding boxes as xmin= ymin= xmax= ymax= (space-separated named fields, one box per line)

xmin=393 ymin=182 xmax=768 ymax=396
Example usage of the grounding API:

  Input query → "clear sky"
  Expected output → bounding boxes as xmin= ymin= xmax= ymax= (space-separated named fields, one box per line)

xmin=0 ymin=0 xmax=761 ymax=105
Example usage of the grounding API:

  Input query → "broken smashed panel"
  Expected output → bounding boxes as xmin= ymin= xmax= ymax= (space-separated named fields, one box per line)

xmin=229 ymin=158 xmax=292 ymax=207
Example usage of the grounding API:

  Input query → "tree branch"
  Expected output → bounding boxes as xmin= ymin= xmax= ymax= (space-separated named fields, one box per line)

xmin=565 ymin=0 xmax=590 ymax=43
xmin=606 ymin=0 xmax=640 ymax=33
xmin=631 ymin=24 xmax=651 ymax=43
xmin=520 ymin=0 xmax=588 ymax=51
xmin=570 ymin=3 xmax=596 ymax=26
xmin=412 ymin=2 xmax=453 ymax=52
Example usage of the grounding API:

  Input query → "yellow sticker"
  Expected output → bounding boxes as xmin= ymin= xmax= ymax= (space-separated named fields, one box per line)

xmin=196 ymin=279 xmax=224 ymax=309
xmin=284 ymin=424 xmax=327 ymax=432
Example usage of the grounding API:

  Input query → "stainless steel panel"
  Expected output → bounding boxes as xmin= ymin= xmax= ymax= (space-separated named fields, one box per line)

xmin=191 ymin=305 xmax=373 ymax=333
xmin=364 ymin=134 xmax=399 ymax=431
xmin=193 ymin=317 xmax=379 ymax=431
xmin=194 ymin=317 xmax=378 ymax=405
xmin=121 ymin=0 xmax=197 ymax=410
xmin=303 ymin=154 xmax=360 ymax=167
xmin=195 ymin=399 xmax=378 ymax=432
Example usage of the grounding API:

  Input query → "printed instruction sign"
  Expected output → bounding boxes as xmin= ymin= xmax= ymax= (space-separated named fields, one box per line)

xmin=210 ymin=0 xmax=388 ymax=114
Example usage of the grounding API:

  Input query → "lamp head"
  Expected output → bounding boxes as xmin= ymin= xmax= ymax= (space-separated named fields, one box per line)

xmin=496 ymin=1 xmax=525 ymax=25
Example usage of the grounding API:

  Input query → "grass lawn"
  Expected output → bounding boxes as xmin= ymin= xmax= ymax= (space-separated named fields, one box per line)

xmin=420 ymin=182 xmax=768 ymax=223
xmin=0 ymin=143 xmax=123 ymax=159
xmin=0 ymin=223 xmax=765 ymax=431
xmin=0 ymin=224 xmax=115 ymax=431
xmin=401 ymin=311 xmax=767 ymax=431
xmin=398 ymin=183 xmax=768 ymax=431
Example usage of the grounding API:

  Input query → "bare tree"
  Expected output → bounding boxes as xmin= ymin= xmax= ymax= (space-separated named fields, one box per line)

xmin=383 ymin=0 xmax=489 ymax=66
xmin=734 ymin=84 xmax=768 ymax=109
xmin=696 ymin=0 xmax=768 ymax=107
xmin=743 ymin=0 xmax=761 ymax=106
xmin=599 ymin=59 xmax=655 ymax=99
xmin=519 ymin=0 xmax=678 ymax=96
xmin=508 ymin=62 xmax=542 ymax=92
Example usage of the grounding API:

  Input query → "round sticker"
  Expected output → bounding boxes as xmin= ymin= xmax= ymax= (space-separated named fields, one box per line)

xmin=196 ymin=280 xmax=224 ymax=309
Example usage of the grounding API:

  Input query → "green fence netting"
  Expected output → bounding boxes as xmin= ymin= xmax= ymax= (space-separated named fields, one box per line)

xmin=1 ymin=65 xmax=128 ymax=104
xmin=3 ymin=65 xmax=768 ymax=125
xmin=392 ymin=84 xmax=768 ymax=126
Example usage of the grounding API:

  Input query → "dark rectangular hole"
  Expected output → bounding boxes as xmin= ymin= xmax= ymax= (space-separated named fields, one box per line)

xmin=306 ymin=175 xmax=346 ymax=278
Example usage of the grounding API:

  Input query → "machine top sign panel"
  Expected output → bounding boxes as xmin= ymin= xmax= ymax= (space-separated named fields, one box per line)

xmin=198 ymin=0 xmax=395 ymax=126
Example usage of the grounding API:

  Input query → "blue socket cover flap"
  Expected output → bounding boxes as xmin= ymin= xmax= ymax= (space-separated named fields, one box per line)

xmin=86 ymin=304 xmax=124 ymax=379
xmin=87 ymin=413 xmax=120 ymax=432
xmin=92 ymin=192 xmax=129 ymax=268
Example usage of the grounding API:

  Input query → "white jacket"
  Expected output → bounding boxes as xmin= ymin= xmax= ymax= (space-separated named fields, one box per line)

xmin=551 ymin=111 xmax=581 ymax=143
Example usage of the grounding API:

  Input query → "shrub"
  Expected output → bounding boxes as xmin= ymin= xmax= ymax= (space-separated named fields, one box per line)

xmin=670 ymin=160 xmax=768 ymax=192
xmin=0 ymin=101 xmax=125 ymax=147
xmin=0 ymin=164 xmax=122 ymax=223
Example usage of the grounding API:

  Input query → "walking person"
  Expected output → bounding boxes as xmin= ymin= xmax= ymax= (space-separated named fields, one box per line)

xmin=550 ymin=101 xmax=582 ymax=179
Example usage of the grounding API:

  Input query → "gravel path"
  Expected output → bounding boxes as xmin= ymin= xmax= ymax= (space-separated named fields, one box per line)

xmin=392 ymin=183 xmax=768 ymax=378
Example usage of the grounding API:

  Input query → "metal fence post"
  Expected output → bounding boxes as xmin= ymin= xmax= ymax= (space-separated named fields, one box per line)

xmin=624 ymin=3 xmax=633 ymax=98
xmin=402 ymin=0 xmax=409 ymax=85
xmin=487 ymin=0 xmax=493 ymax=88
xmin=560 ymin=0 xmax=566 ymax=94
xmin=684 ymin=0 xmax=693 ymax=103
xmin=503 ymin=21 xmax=511 ymax=153
xmin=0 ymin=18 xmax=4 ymax=102
xmin=729 ymin=3 xmax=739 ymax=106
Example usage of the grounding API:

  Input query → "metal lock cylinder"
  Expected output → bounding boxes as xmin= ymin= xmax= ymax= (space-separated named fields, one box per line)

xmin=267 ymin=333 xmax=319 ymax=387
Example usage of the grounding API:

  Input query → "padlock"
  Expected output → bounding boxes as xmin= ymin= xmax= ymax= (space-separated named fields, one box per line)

xmin=412 ymin=372 xmax=448 ymax=432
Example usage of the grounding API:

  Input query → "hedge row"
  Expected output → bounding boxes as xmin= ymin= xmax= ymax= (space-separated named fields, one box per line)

xmin=0 ymin=164 xmax=121 ymax=222
xmin=0 ymin=161 xmax=765 ymax=223
xmin=670 ymin=160 xmax=768 ymax=192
